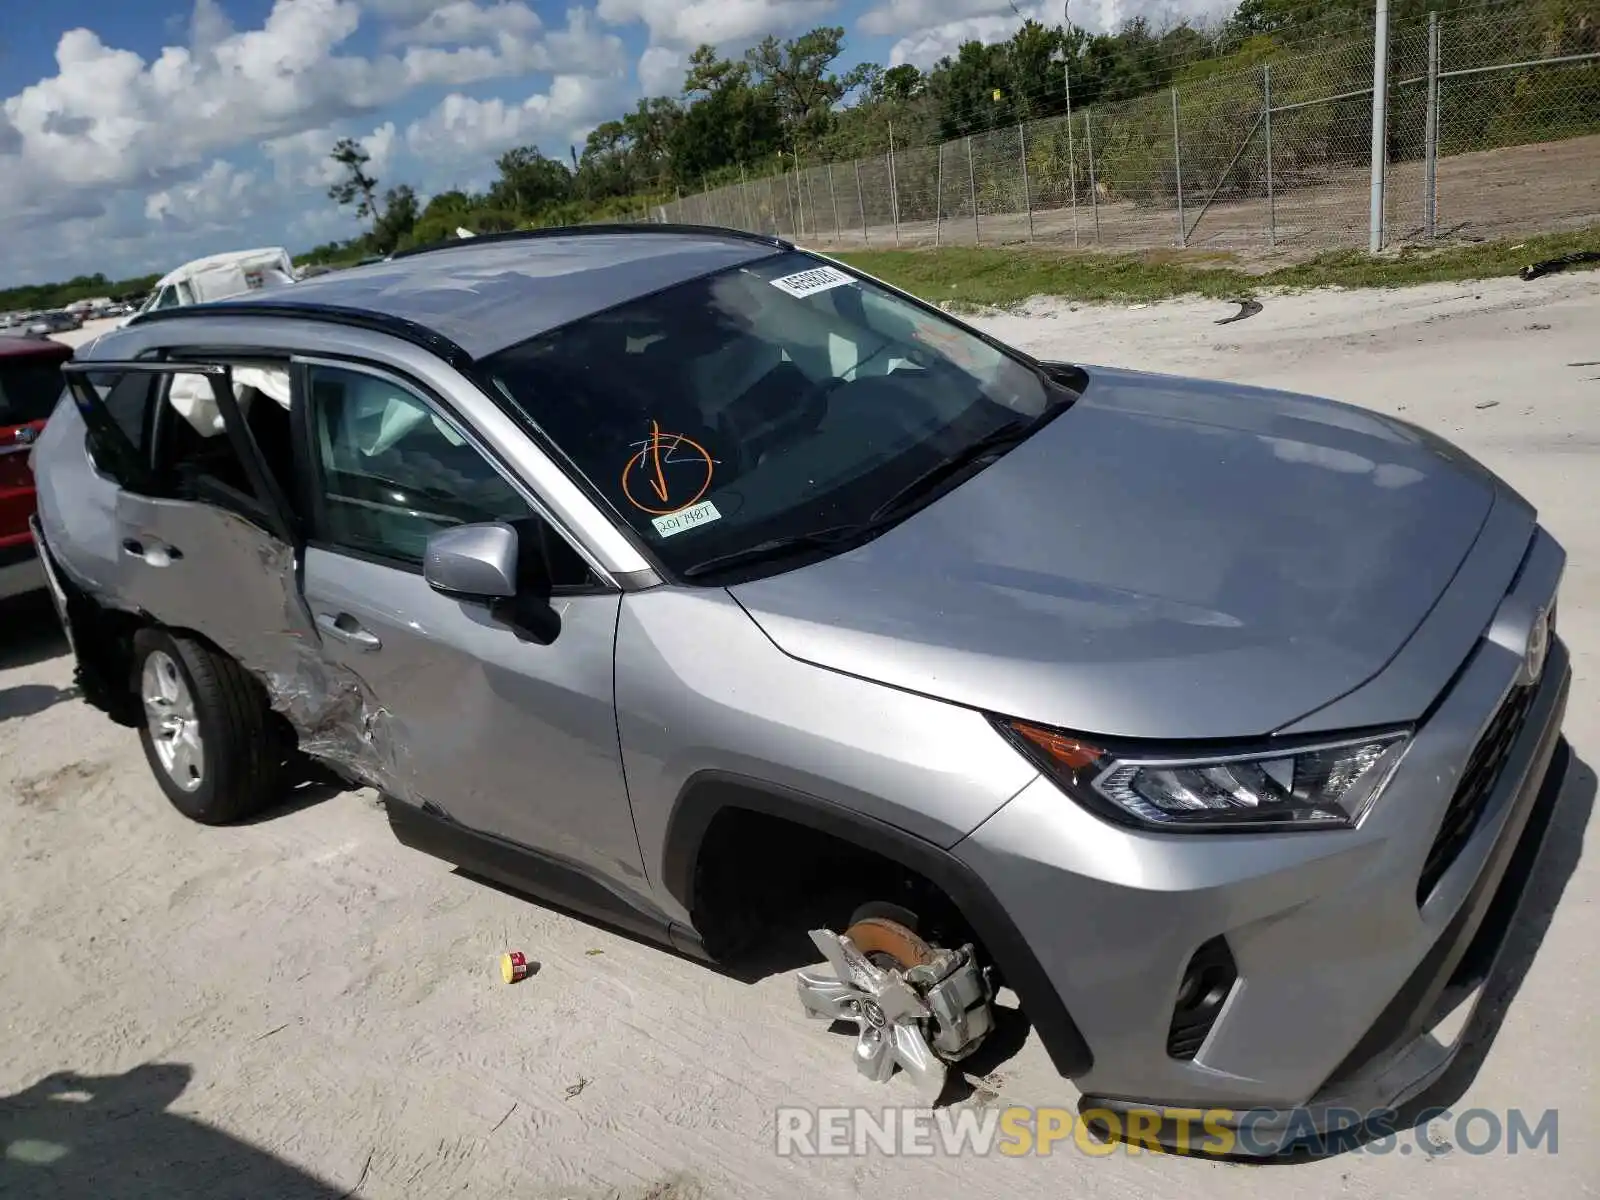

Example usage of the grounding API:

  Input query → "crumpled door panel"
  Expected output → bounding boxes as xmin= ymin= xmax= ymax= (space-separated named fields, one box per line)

xmin=112 ymin=493 xmax=410 ymax=798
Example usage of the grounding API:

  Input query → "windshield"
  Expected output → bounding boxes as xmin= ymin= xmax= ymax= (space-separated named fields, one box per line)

xmin=479 ymin=252 xmax=1062 ymax=580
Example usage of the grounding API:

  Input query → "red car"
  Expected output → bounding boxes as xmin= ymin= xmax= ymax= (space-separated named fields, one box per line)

xmin=0 ymin=335 xmax=73 ymax=601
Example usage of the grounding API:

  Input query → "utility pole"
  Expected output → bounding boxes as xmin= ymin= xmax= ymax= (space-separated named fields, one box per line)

xmin=1368 ymin=0 xmax=1390 ymax=253
xmin=1063 ymin=0 xmax=1079 ymax=245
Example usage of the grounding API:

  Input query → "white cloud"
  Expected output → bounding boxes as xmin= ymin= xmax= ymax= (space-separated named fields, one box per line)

xmin=874 ymin=0 xmax=1234 ymax=61
xmin=263 ymin=121 xmax=397 ymax=189
xmin=859 ymin=0 xmax=1009 ymax=38
xmin=596 ymin=0 xmax=838 ymax=50
xmin=386 ymin=1 xmax=543 ymax=46
xmin=405 ymin=76 xmax=617 ymax=164
xmin=0 ymin=1 xmax=621 ymax=218
xmin=889 ymin=12 xmax=1042 ymax=66
xmin=637 ymin=46 xmax=683 ymax=95
xmin=144 ymin=159 xmax=258 ymax=228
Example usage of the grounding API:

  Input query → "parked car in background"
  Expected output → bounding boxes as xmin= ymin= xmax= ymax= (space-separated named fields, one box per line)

xmin=25 ymin=311 xmax=83 ymax=336
xmin=0 ymin=335 xmax=71 ymax=600
xmin=27 ymin=226 xmax=1573 ymax=1148
xmin=121 ymin=247 xmax=297 ymax=327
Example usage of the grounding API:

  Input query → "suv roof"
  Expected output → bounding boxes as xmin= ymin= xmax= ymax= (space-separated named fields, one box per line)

xmin=129 ymin=226 xmax=790 ymax=362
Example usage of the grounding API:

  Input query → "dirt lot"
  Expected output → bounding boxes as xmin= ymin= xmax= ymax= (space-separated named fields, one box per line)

xmin=3 ymin=274 xmax=1598 ymax=1198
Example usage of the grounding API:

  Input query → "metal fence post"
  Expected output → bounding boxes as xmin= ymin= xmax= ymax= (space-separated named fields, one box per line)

xmin=805 ymin=165 xmax=819 ymax=241
xmin=888 ymin=124 xmax=902 ymax=247
xmin=1085 ymin=110 xmax=1101 ymax=242
xmin=1424 ymin=10 xmax=1440 ymax=239
xmin=1019 ymin=122 xmax=1034 ymax=242
xmin=967 ymin=135 xmax=979 ymax=244
xmin=1064 ymin=49 xmax=1079 ymax=245
xmin=1264 ymin=64 xmax=1276 ymax=249
xmin=1368 ymin=0 xmax=1390 ymax=253
xmin=740 ymin=164 xmax=752 ymax=231
xmin=935 ymin=142 xmax=944 ymax=246
xmin=793 ymin=158 xmax=805 ymax=240
xmin=854 ymin=159 xmax=869 ymax=247
xmin=828 ymin=163 xmax=842 ymax=244
xmin=1171 ymin=88 xmax=1186 ymax=247
xmin=783 ymin=166 xmax=797 ymax=238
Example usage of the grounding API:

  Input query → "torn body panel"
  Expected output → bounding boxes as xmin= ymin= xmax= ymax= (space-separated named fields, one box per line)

xmin=32 ymin=399 xmax=412 ymax=798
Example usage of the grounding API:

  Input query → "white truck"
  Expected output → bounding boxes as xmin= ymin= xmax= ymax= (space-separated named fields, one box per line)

xmin=124 ymin=247 xmax=298 ymax=325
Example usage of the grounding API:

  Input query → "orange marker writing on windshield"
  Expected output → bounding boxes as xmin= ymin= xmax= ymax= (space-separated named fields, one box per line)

xmin=649 ymin=419 xmax=669 ymax=503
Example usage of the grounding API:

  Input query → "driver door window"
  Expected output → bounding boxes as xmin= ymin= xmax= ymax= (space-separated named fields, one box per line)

xmin=304 ymin=364 xmax=596 ymax=588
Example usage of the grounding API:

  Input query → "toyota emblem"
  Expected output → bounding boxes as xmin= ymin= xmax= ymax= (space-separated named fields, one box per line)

xmin=1521 ymin=607 xmax=1550 ymax=687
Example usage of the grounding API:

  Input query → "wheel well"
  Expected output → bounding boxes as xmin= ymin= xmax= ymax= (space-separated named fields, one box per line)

xmin=669 ymin=779 xmax=1096 ymax=1077
xmin=60 ymin=582 xmax=299 ymax=750
xmin=689 ymin=807 xmax=984 ymax=971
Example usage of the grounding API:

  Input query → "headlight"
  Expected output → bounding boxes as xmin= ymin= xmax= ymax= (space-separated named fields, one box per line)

xmin=994 ymin=718 xmax=1409 ymax=832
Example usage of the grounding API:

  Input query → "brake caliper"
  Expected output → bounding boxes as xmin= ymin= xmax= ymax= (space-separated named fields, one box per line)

xmin=795 ymin=928 xmax=995 ymax=1098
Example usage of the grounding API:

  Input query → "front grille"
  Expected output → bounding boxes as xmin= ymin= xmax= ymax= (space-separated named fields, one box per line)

xmin=1416 ymin=682 xmax=1537 ymax=904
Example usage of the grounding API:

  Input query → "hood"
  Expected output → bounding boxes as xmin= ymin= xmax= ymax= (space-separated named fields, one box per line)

xmin=730 ymin=366 xmax=1501 ymax=741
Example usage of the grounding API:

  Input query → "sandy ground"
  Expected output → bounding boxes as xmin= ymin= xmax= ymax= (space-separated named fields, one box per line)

xmin=3 ymin=275 xmax=1598 ymax=1198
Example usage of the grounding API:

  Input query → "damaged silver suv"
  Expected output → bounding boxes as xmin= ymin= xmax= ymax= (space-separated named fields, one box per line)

xmin=30 ymin=227 xmax=1572 ymax=1150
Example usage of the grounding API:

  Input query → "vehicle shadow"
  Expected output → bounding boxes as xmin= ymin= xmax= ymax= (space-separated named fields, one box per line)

xmin=0 ymin=682 xmax=79 ymax=723
xmin=0 ymin=592 xmax=69 ymax=672
xmin=1235 ymin=741 xmax=1594 ymax=1164
xmin=0 ymin=1063 xmax=350 ymax=1199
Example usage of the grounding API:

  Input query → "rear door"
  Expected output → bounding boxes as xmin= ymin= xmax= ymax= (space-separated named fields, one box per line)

xmin=60 ymin=356 xmax=315 ymax=665
xmin=0 ymin=343 xmax=71 ymax=555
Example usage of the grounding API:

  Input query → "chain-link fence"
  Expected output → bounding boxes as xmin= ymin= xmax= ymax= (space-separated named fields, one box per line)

xmin=653 ymin=2 xmax=1599 ymax=255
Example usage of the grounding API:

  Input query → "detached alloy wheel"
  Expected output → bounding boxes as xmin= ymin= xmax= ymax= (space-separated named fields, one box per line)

xmin=133 ymin=629 xmax=285 ymax=825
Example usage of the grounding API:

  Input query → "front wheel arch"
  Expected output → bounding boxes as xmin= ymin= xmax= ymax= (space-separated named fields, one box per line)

xmin=661 ymin=771 xmax=1095 ymax=1078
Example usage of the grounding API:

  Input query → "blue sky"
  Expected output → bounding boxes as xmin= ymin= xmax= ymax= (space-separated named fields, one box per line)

xmin=0 ymin=0 xmax=1207 ymax=284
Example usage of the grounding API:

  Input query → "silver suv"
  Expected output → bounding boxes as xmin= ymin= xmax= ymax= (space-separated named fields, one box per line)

xmin=29 ymin=228 xmax=1571 ymax=1150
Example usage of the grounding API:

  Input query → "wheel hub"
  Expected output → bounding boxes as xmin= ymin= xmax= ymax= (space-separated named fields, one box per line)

xmin=141 ymin=650 xmax=205 ymax=793
xmin=796 ymin=928 xmax=947 ymax=1100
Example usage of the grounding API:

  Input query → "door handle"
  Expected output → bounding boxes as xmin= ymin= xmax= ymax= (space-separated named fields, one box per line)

xmin=122 ymin=538 xmax=183 ymax=566
xmin=316 ymin=611 xmax=382 ymax=651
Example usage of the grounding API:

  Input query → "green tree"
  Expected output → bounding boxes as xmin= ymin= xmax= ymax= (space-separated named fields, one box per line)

xmin=327 ymin=137 xmax=383 ymax=222
xmin=744 ymin=27 xmax=874 ymax=147
xmin=488 ymin=146 xmax=573 ymax=217
xmin=670 ymin=46 xmax=783 ymax=183
xmin=371 ymin=184 xmax=419 ymax=255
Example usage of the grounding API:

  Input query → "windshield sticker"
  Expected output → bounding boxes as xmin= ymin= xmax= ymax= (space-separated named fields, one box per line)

xmin=769 ymin=265 xmax=855 ymax=299
xmin=652 ymin=500 xmax=722 ymax=539
xmin=622 ymin=420 xmax=717 ymax=516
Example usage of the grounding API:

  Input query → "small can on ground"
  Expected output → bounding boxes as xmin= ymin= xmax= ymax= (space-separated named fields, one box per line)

xmin=500 ymin=951 xmax=535 ymax=984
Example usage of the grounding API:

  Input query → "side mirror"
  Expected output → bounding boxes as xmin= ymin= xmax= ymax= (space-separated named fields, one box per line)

xmin=423 ymin=522 xmax=519 ymax=598
xmin=423 ymin=519 xmax=562 ymax=646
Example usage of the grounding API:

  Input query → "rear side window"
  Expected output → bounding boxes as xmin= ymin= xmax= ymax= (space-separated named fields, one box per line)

xmin=0 ymin=357 xmax=68 ymax=425
xmin=80 ymin=370 xmax=158 ymax=478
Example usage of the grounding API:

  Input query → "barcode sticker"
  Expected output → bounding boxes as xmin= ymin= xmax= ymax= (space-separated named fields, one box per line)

xmin=769 ymin=265 xmax=854 ymax=299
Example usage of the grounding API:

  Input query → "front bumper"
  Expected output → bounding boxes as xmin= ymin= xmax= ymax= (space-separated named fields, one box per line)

xmin=955 ymin=531 xmax=1573 ymax=1130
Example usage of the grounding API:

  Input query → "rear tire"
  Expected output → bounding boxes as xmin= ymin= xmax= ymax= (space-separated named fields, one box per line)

xmin=133 ymin=629 xmax=285 ymax=824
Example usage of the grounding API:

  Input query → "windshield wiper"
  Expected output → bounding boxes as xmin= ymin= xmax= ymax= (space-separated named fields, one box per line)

xmin=681 ymin=524 xmax=868 ymax=580
xmin=867 ymin=420 xmax=1033 ymax=525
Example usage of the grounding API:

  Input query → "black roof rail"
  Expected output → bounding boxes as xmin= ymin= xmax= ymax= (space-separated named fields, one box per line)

xmin=127 ymin=301 xmax=474 ymax=369
xmin=388 ymin=222 xmax=792 ymax=261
